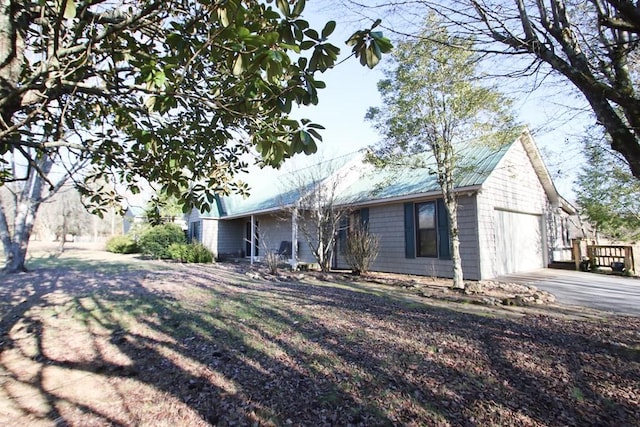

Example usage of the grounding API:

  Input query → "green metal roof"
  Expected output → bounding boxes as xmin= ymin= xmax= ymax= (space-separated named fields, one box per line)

xmin=336 ymin=142 xmax=510 ymax=205
xmin=201 ymin=152 xmax=359 ymax=218
xmin=202 ymin=140 xmax=511 ymax=218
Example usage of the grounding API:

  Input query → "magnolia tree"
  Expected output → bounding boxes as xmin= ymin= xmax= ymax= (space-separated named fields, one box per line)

xmin=0 ymin=0 xmax=391 ymax=272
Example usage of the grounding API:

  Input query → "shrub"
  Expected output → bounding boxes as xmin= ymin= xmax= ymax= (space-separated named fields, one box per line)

xmin=168 ymin=243 xmax=189 ymax=262
xmin=168 ymin=243 xmax=214 ymax=263
xmin=138 ymin=223 xmax=186 ymax=259
xmin=343 ymin=224 xmax=380 ymax=275
xmin=106 ymin=235 xmax=139 ymax=254
xmin=263 ymin=250 xmax=281 ymax=275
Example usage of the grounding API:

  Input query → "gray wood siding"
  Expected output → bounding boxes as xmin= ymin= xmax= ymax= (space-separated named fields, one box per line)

xmin=256 ymin=215 xmax=299 ymax=259
xmin=477 ymin=140 xmax=550 ymax=278
xmin=293 ymin=211 xmax=323 ymax=264
xmin=199 ymin=219 xmax=217 ymax=255
xmin=217 ymin=220 xmax=244 ymax=257
xmin=186 ymin=208 xmax=201 ymax=224
xmin=256 ymin=212 xmax=324 ymax=264
xmin=336 ymin=195 xmax=481 ymax=280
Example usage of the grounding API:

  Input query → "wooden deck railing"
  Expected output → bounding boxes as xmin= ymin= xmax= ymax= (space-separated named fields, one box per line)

xmin=585 ymin=245 xmax=635 ymax=274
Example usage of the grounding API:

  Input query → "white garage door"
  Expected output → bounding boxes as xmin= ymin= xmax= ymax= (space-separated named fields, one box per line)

xmin=494 ymin=209 xmax=544 ymax=276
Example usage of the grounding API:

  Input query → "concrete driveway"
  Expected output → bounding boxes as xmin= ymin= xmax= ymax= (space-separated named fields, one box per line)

xmin=494 ymin=269 xmax=640 ymax=316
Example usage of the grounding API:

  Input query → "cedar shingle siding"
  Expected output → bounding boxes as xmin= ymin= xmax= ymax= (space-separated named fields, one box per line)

xmin=476 ymin=140 xmax=549 ymax=278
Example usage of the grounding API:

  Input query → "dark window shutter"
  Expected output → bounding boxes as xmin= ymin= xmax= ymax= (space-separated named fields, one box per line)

xmin=338 ymin=216 xmax=349 ymax=251
xmin=404 ymin=202 xmax=415 ymax=259
xmin=437 ymin=199 xmax=451 ymax=260
xmin=359 ymin=208 xmax=369 ymax=229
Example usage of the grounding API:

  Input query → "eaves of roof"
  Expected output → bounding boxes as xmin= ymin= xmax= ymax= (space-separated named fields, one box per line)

xmin=195 ymin=130 xmax=566 ymax=219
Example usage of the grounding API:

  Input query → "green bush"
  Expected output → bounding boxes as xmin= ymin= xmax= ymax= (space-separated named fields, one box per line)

xmin=168 ymin=243 xmax=214 ymax=263
xmin=105 ymin=235 xmax=139 ymax=254
xmin=168 ymin=243 xmax=189 ymax=262
xmin=138 ymin=223 xmax=186 ymax=259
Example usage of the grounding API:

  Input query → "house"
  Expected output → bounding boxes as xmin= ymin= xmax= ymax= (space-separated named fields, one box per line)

xmin=123 ymin=206 xmax=146 ymax=234
xmin=187 ymin=129 xmax=577 ymax=280
xmin=123 ymin=205 xmax=188 ymax=235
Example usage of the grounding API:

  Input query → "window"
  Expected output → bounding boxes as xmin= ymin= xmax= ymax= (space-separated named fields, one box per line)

xmin=416 ymin=202 xmax=437 ymax=257
xmin=189 ymin=221 xmax=201 ymax=243
xmin=404 ymin=199 xmax=450 ymax=260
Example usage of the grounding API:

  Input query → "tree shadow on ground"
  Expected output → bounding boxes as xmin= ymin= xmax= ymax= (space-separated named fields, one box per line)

xmin=0 ymin=259 xmax=638 ymax=426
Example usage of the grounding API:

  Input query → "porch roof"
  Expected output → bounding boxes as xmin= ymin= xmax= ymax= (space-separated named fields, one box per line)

xmin=199 ymin=152 xmax=359 ymax=219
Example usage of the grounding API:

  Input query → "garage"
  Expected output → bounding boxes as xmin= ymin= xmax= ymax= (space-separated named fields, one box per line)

xmin=494 ymin=209 xmax=545 ymax=276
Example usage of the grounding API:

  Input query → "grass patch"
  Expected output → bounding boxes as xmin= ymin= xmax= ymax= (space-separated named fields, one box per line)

xmin=571 ymin=386 xmax=585 ymax=402
xmin=26 ymin=255 xmax=154 ymax=274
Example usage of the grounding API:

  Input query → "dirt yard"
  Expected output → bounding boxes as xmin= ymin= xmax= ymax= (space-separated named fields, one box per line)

xmin=0 ymin=243 xmax=638 ymax=426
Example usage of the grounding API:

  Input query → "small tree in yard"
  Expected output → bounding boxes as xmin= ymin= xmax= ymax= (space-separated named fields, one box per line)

xmin=259 ymin=234 xmax=283 ymax=275
xmin=344 ymin=224 xmax=380 ymax=275
xmin=281 ymin=159 xmax=355 ymax=272
xmin=367 ymin=19 xmax=517 ymax=289
xmin=340 ymin=0 xmax=640 ymax=180
xmin=262 ymin=250 xmax=282 ymax=275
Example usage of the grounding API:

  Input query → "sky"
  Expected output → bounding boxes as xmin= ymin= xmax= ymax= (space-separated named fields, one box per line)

xmin=274 ymin=2 xmax=592 ymax=201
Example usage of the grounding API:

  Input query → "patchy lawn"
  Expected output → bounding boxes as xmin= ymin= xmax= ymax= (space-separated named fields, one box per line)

xmin=0 ymin=244 xmax=638 ymax=426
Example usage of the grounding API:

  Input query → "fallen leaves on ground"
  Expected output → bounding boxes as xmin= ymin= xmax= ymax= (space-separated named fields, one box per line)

xmin=0 ymin=250 xmax=638 ymax=426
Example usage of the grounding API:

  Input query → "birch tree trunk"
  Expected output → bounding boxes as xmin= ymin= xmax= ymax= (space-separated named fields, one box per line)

xmin=442 ymin=187 xmax=464 ymax=289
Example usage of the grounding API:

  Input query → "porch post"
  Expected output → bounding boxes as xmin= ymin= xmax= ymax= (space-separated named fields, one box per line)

xmin=250 ymin=215 xmax=256 ymax=265
xmin=291 ymin=208 xmax=298 ymax=270
xmin=572 ymin=239 xmax=582 ymax=271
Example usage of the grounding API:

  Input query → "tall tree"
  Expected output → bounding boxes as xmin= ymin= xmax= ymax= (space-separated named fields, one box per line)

xmin=337 ymin=0 xmax=640 ymax=179
xmin=366 ymin=21 xmax=517 ymax=289
xmin=0 ymin=0 xmax=391 ymax=272
xmin=575 ymin=129 xmax=640 ymax=241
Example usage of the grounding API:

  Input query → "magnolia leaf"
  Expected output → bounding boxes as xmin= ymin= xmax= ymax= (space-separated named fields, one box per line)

xmin=144 ymin=96 xmax=157 ymax=111
xmin=292 ymin=0 xmax=306 ymax=17
xmin=276 ymin=0 xmax=290 ymax=17
xmin=62 ymin=0 xmax=76 ymax=19
xmin=308 ymin=128 xmax=322 ymax=141
xmin=365 ymin=46 xmax=376 ymax=68
xmin=233 ymin=55 xmax=244 ymax=76
xmin=305 ymin=29 xmax=320 ymax=41
xmin=321 ymin=21 xmax=336 ymax=39
xmin=375 ymin=36 xmax=393 ymax=53
xmin=218 ymin=7 xmax=230 ymax=27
